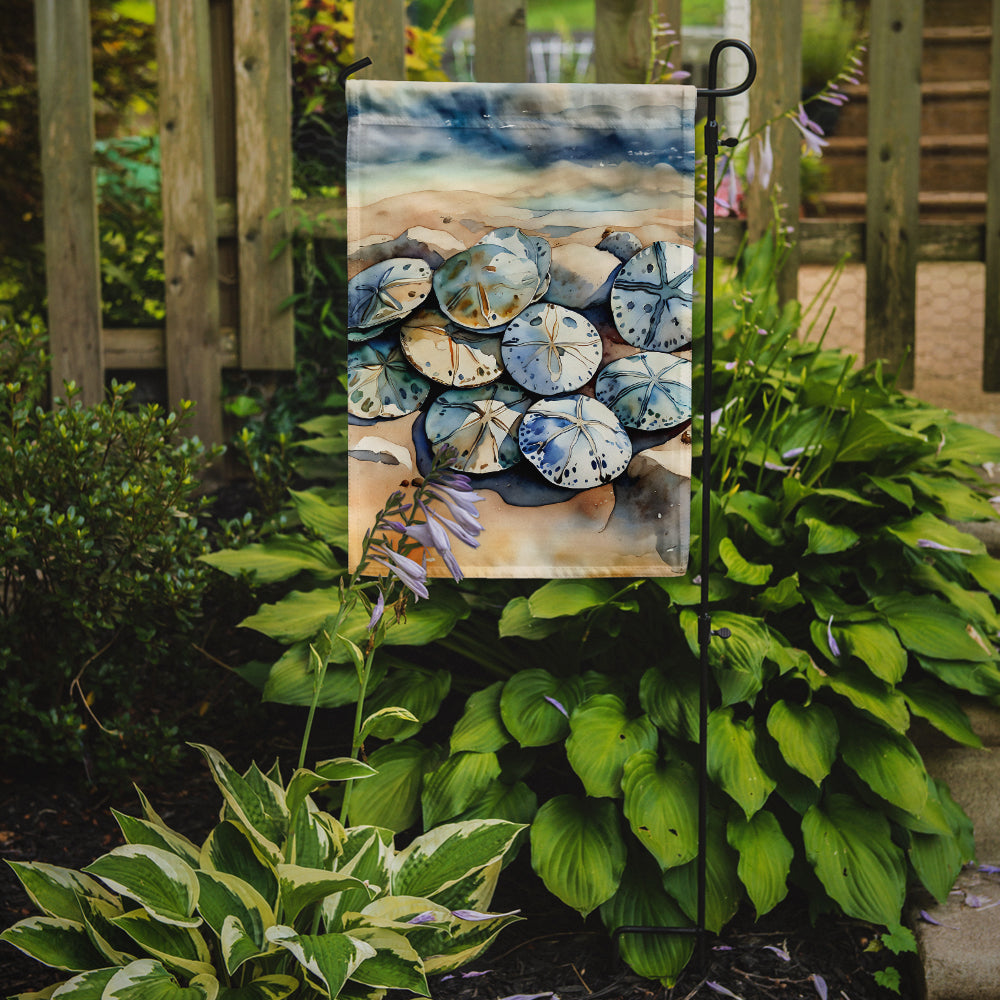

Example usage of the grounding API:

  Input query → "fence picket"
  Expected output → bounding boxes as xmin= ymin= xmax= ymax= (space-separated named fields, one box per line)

xmin=157 ymin=0 xmax=222 ymax=444
xmin=355 ymin=0 xmax=407 ymax=80
xmin=983 ymin=0 xmax=1000 ymax=390
xmin=34 ymin=0 xmax=103 ymax=405
xmin=474 ymin=0 xmax=527 ymax=82
xmin=864 ymin=0 xmax=924 ymax=390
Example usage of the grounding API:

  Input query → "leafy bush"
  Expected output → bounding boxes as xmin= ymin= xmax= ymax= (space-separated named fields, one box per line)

xmin=0 ymin=317 xmax=220 ymax=783
xmin=1 ymin=743 xmax=524 ymax=997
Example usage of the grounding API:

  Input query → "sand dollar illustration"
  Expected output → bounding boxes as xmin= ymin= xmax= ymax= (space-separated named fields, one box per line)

xmin=501 ymin=302 xmax=602 ymax=396
xmin=476 ymin=227 xmax=552 ymax=302
xmin=348 ymin=320 xmax=395 ymax=343
xmin=425 ymin=382 xmax=534 ymax=474
xmin=595 ymin=352 xmax=692 ymax=431
xmin=611 ymin=241 xmax=694 ymax=352
xmin=400 ymin=308 xmax=505 ymax=388
xmin=433 ymin=244 xmax=540 ymax=330
xmin=348 ymin=333 xmax=432 ymax=419
xmin=348 ymin=258 xmax=433 ymax=329
xmin=518 ymin=394 xmax=632 ymax=490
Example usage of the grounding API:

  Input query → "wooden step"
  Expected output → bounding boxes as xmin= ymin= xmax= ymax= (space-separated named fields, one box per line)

xmin=922 ymin=25 xmax=993 ymax=83
xmin=921 ymin=0 xmax=992 ymax=28
xmin=822 ymin=134 xmax=989 ymax=193
xmin=813 ymin=189 xmax=987 ymax=222
xmin=833 ymin=80 xmax=991 ymax=137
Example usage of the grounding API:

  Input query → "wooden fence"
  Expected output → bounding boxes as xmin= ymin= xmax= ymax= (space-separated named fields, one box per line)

xmin=33 ymin=0 xmax=1000 ymax=445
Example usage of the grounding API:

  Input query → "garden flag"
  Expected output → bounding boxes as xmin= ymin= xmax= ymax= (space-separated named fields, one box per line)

xmin=346 ymin=80 xmax=696 ymax=578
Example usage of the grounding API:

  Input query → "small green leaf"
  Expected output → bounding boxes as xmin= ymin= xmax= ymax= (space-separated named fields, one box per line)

xmin=527 ymin=579 xmax=617 ymax=618
xmin=639 ymin=664 xmax=699 ymax=743
xmin=707 ymin=707 xmax=776 ymax=818
xmin=200 ymin=535 xmax=341 ymax=583
xmin=450 ymin=682 xmax=511 ymax=754
xmin=803 ymin=517 xmax=859 ymax=556
xmin=755 ymin=573 xmax=805 ymax=613
xmin=497 ymin=597 xmax=563 ymax=640
xmin=421 ymin=751 xmax=502 ymax=828
xmin=499 ymin=670 xmax=584 ymax=747
xmin=718 ymin=537 xmax=773 ymax=586
xmin=765 ymin=700 xmax=838 ymax=786
xmin=839 ymin=718 xmax=929 ymax=817
xmin=347 ymin=740 xmax=441 ymax=832
xmin=727 ymin=810 xmax=793 ymax=917
xmin=360 ymin=706 xmax=420 ymax=742
xmin=362 ymin=667 xmax=451 ymax=740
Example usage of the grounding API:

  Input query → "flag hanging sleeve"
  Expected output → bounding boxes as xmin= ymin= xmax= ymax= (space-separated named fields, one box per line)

xmin=346 ymin=80 xmax=697 ymax=578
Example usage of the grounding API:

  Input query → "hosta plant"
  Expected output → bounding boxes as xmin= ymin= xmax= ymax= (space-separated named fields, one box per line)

xmin=1 ymin=744 xmax=523 ymax=999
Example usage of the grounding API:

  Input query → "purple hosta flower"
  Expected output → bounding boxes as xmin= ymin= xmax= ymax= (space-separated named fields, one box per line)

xmin=979 ymin=864 xmax=1000 ymax=874
xmin=791 ymin=103 xmax=828 ymax=156
xmin=496 ymin=994 xmax=557 ymax=1000
xmin=544 ymin=695 xmax=569 ymax=718
xmin=715 ymin=157 xmax=742 ymax=216
xmin=812 ymin=974 xmax=828 ymax=1000
xmin=441 ymin=970 xmax=493 ymax=981
xmin=919 ymin=909 xmax=958 ymax=929
xmin=747 ymin=125 xmax=774 ymax=190
xmin=763 ymin=944 xmax=791 ymax=962
xmin=367 ymin=590 xmax=385 ymax=631
xmin=917 ymin=538 xmax=973 ymax=555
xmin=706 ymin=983 xmax=742 ymax=999
xmin=405 ymin=503 xmax=465 ymax=581
xmin=369 ymin=543 xmax=429 ymax=600
xmin=827 ymin=615 xmax=841 ymax=658
xmin=424 ymin=478 xmax=484 ymax=540
xmin=451 ymin=908 xmax=521 ymax=921
xmin=407 ymin=911 xmax=438 ymax=925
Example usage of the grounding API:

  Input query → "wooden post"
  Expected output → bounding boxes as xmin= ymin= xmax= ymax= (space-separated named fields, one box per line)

xmin=354 ymin=0 xmax=406 ymax=80
xmin=474 ymin=0 xmax=527 ymax=82
xmin=157 ymin=0 xmax=223 ymax=444
xmin=864 ymin=0 xmax=923 ymax=389
xmin=34 ymin=0 xmax=104 ymax=405
xmin=746 ymin=0 xmax=801 ymax=305
xmin=233 ymin=0 xmax=294 ymax=369
xmin=594 ymin=0 xmax=678 ymax=84
xmin=983 ymin=0 xmax=1000 ymax=390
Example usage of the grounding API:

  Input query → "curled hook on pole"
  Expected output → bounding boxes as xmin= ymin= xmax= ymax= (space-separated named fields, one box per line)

xmin=337 ymin=57 xmax=373 ymax=90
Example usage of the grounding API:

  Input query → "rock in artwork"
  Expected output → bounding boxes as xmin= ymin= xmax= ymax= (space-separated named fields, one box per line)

xmin=346 ymin=80 xmax=696 ymax=578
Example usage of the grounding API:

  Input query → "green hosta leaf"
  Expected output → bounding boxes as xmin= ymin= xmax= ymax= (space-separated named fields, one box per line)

xmin=285 ymin=759 xmax=376 ymax=822
xmin=265 ymin=926 xmax=375 ymax=998
xmin=450 ymin=682 xmax=511 ymax=754
xmin=802 ymin=793 xmax=906 ymax=926
xmin=216 ymin=975 xmax=299 ymax=1000
xmin=277 ymin=865 xmax=374 ymax=925
xmin=322 ymin=830 xmax=393 ymax=931
xmin=916 ymin=655 xmax=1000 ymax=697
xmin=83 ymin=846 xmax=200 ymax=928
xmin=875 ymin=594 xmax=995 ymax=662
xmin=347 ymin=740 xmax=442 ymax=832
xmin=718 ymin=537 xmax=772 ymax=586
xmin=886 ymin=512 xmax=985 ymax=557
xmin=765 ymin=700 xmax=838 ymax=786
xmin=967 ymin=553 xmax=1000 ymax=597
xmin=935 ymin=421 xmax=1000 ymax=465
xmin=839 ymin=718 xmax=929 ymax=816
xmin=724 ymin=490 xmax=784 ymax=545
xmin=363 ymin=667 xmax=451 ymax=740
xmin=195 ymin=871 xmax=273 ymax=974
xmin=219 ymin=915 xmax=269 ymax=981
xmin=421 ymin=751 xmax=502 ymax=828
xmin=497 ymin=596 xmax=564 ymax=640
xmin=910 ymin=562 xmax=1000 ymax=633
xmin=707 ymin=708 xmax=776 ymax=818
xmin=866 ymin=474 xmax=914 ymax=509
xmin=565 ymin=695 xmax=658 ymax=798
xmin=453 ymin=779 xmax=538 ymax=827
xmin=103 ymin=959 xmax=218 ymax=1000
xmin=901 ymin=680 xmax=982 ymax=748
xmin=261 ymin=643 xmax=387 ymax=709
xmin=112 ymin=812 xmax=201 ymax=868
xmin=393 ymin=820 xmax=524 ymax=900
xmin=0 ymin=916 xmax=107 ymax=971
xmin=111 ymin=908 xmax=214 ymax=978
xmin=190 ymin=746 xmax=287 ymax=863
xmin=639 ymin=664 xmax=699 ymax=743
xmin=727 ymin=811 xmax=793 ymax=918
xmin=5 ymin=862 xmax=118 ymax=923
xmin=424 ymin=906 xmax=522 ymax=975
xmin=803 ymin=517 xmax=859 ymax=556
xmin=200 ymin=822 xmax=278 ymax=910
xmin=288 ymin=488 xmax=349 ymax=547
xmin=906 ymin=472 xmax=998 ymax=521
xmin=527 ymin=579 xmax=617 ymax=618
xmin=346 ymin=926 xmax=428 ymax=994
xmin=755 ymin=573 xmax=805 ymax=614
xmin=834 ymin=410 xmax=927 ymax=463
xmin=621 ymin=751 xmax=698 ymax=871
xmin=680 ymin=610 xmax=770 ymax=706
xmin=836 ymin=621 xmax=907 ymax=684
xmin=200 ymin=535 xmax=340 ymax=584
xmin=661 ymin=811 xmax=741 ymax=933
xmin=360 ymin=706 xmax=421 ymax=742
xmin=909 ymin=827 xmax=965 ymax=905
xmin=75 ymin=894 xmax=137 ymax=967
xmin=599 ymin=852 xmax=694 ymax=987
xmin=654 ymin=573 xmax=737 ymax=606
xmin=499 ymin=670 xmax=584 ymax=747
xmin=530 ymin=795 xmax=626 ymax=917
xmin=810 ymin=661 xmax=910 ymax=732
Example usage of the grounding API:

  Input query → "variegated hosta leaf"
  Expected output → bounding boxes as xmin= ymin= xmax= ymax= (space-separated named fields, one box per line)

xmin=284 ymin=760 xmax=377 ymax=822
xmin=101 ymin=958 xmax=218 ymax=999
xmin=214 ymin=975 xmax=299 ymax=1000
xmin=621 ymin=751 xmax=699 ymax=871
xmin=802 ymin=793 xmax=906 ymax=926
xmin=191 ymin=746 xmax=288 ymax=864
xmin=112 ymin=811 xmax=201 ymax=868
xmin=706 ymin=707 xmax=776 ymax=819
xmin=195 ymin=871 xmax=274 ymax=974
xmin=449 ymin=681 xmax=511 ymax=754
xmin=422 ymin=906 xmax=523 ymax=975
xmin=0 ymin=916 xmax=107 ymax=971
xmin=4 ymin=862 xmax=118 ymax=922
xmin=726 ymin=810 xmax=793 ymax=918
xmin=344 ymin=926 xmax=429 ymax=995
xmin=110 ymin=908 xmax=214 ymax=979
xmin=83 ymin=845 xmax=200 ymax=928
xmin=265 ymin=925 xmax=376 ymax=998
xmin=765 ymin=700 xmax=838 ymax=786
xmin=200 ymin=822 xmax=278 ymax=911
xmin=391 ymin=820 xmax=525 ymax=901
xmin=77 ymin=894 xmax=136 ymax=966
xmin=45 ymin=966 xmax=118 ymax=997
xmin=287 ymin=801 xmax=344 ymax=870
xmin=421 ymin=751 xmax=502 ymax=829
xmin=599 ymin=853 xmax=694 ymax=987
xmin=323 ymin=828 xmax=393 ymax=931
xmin=421 ymin=859 xmax=501 ymax=916
xmin=529 ymin=795 xmax=626 ymax=917
xmin=565 ymin=695 xmax=658 ymax=798
xmin=276 ymin=865 xmax=376 ymax=925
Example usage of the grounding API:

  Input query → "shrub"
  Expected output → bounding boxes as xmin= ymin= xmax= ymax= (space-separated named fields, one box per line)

xmin=0 ymin=317 xmax=220 ymax=784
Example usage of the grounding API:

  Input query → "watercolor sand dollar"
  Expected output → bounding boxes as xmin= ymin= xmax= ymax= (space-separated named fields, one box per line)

xmin=476 ymin=227 xmax=552 ymax=303
xmin=425 ymin=382 xmax=534 ymax=474
xmin=348 ymin=257 xmax=433 ymax=329
xmin=348 ymin=334 xmax=432 ymax=419
xmin=501 ymin=302 xmax=602 ymax=396
xmin=401 ymin=308 xmax=506 ymax=388
xmin=611 ymin=241 xmax=694 ymax=352
xmin=596 ymin=352 xmax=692 ymax=431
